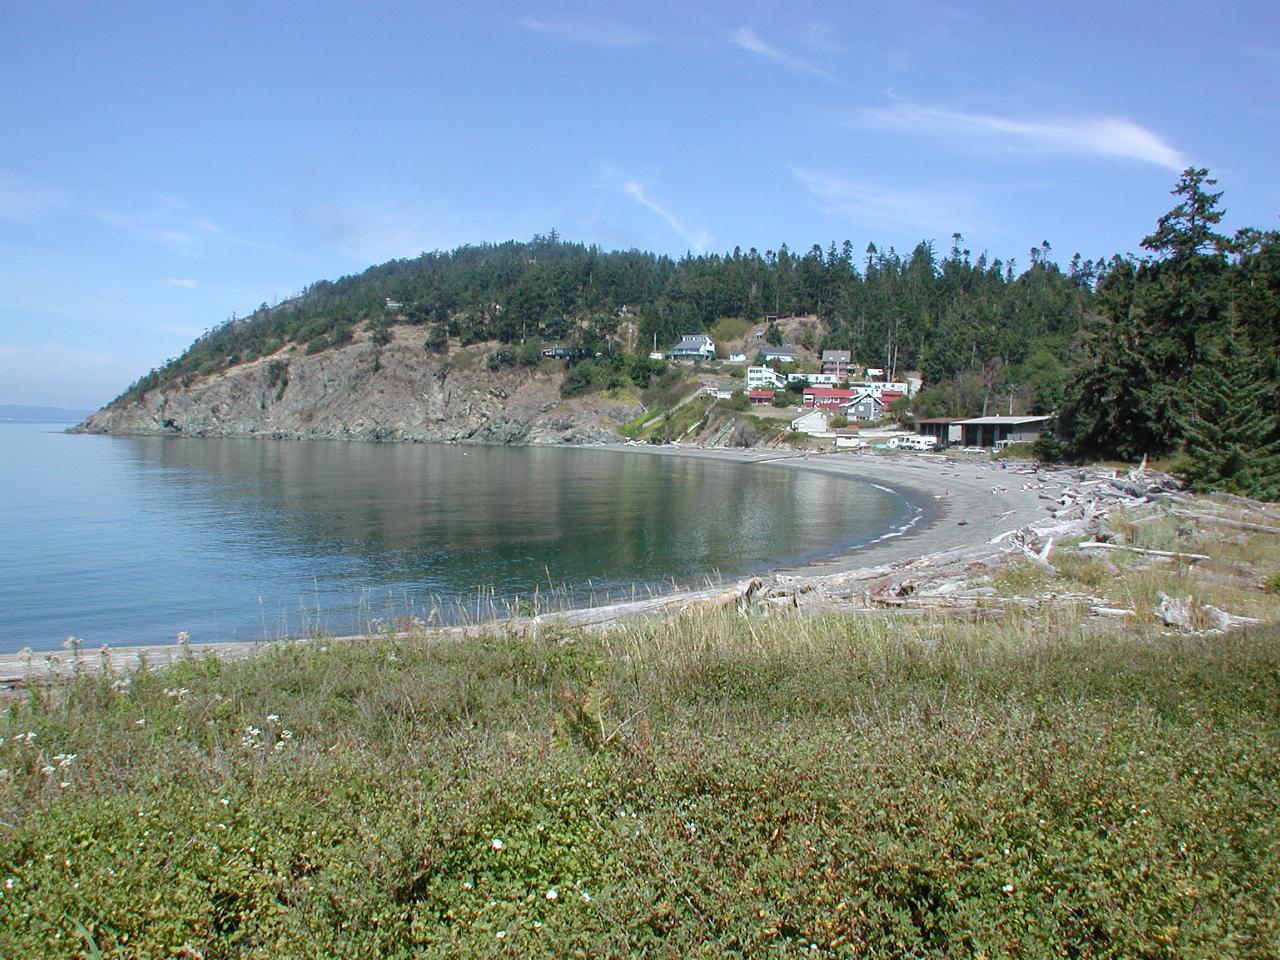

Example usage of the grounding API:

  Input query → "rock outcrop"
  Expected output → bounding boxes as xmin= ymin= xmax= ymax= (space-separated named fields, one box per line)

xmin=73 ymin=326 xmax=641 ymax=444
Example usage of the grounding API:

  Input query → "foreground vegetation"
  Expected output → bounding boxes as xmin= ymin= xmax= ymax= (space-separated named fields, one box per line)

xmin=4 ymin=523 xmax=1280 ymax=959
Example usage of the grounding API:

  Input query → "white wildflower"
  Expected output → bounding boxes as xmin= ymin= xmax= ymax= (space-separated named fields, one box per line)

xmin=266 ymin=714 xmax=280 ymax=723
xmin=135 ymin=718 xmax=146 ymax=726
xmin=1002 ymin=883 xmax=1015 ymax=894
xmin=545 ymin=888 xmax=558 ymax=901
xmin=579 ymin=890 xmax=591 ymax=903
xmin=490 ymin=838 xmax=504 ymax=850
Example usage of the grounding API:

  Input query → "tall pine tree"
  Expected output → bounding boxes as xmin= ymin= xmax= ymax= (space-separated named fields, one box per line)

xmin=1179 ymin=324 xmax=1280 ymax=499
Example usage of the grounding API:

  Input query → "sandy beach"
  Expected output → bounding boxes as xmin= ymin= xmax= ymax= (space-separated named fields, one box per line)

xmin=0 ymin=446 xmax=1068 ymax=689
xmin=615 ymin=445 xmax=1052 ymax=575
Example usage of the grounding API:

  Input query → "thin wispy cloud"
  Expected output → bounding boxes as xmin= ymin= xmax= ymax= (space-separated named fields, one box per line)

xmin=99 ymin=196 xmax=275 ymax=258
xmin=622 ymin=181 xmax=711 ymax=252
xmin=797 ymin=22 xmax=842 ymax=53
xmin=730 ymin=26 xmax=832 ymax=80
xmin=99 ymin=206 xmax=237 ymax=257
xmin=0 ymin=173 xmax=66 ymax=221
xmin=850 ymin=102 xmax=1187 ymax=170
xmin=292 ymin=202 xmax=463 ymax=265
xmin=518 ymin=15 xmax=647 ymax=47
xmin=793 ymin=169 xmax=979 ymax=236
xmin=162 ymin=277 xmax=199 ymax=289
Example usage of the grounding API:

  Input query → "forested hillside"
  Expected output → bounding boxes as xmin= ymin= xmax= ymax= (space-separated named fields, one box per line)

xmin=114 ymin=234 xmax=1095 ymax=416
xmin=109 ymin=168 xmax=1279 ymax=496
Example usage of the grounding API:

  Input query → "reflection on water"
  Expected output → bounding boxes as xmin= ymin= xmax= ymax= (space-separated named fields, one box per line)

xmin=0 ymin=425 xmax=914 ymax=650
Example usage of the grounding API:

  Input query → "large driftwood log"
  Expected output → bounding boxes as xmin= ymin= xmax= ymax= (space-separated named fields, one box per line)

xmin=1156 ymin=592 xmax=1260 ymax=633
xmin=1168 ymin=508 xmax=1280 ymax=535
xmin=1075 ymin=541 xmax=1210 ymax=561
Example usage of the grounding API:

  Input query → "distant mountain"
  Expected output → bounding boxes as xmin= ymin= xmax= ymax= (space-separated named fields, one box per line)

xmin=0 ymin=404 xmax=95 ymax=423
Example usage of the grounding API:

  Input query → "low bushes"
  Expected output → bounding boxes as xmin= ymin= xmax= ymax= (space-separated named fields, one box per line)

xmin=2 ymin=611 xmax=1278 ymax=957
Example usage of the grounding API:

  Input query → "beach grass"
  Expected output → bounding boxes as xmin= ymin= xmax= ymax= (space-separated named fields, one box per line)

xmin=3 ymin=532 xmax=1280 ymax=957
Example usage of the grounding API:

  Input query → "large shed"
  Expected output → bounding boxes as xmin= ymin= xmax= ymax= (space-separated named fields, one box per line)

xmin=956 ymin=415 xmax=1053 ymax=448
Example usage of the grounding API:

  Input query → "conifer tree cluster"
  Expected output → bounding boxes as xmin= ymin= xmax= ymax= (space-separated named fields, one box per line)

xmin=1061 ymin=169 xmax=1280 ymax=498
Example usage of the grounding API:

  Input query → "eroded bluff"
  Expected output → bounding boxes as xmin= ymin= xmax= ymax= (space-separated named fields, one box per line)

xmin=74 ymin=329 xmax=641 ymax=445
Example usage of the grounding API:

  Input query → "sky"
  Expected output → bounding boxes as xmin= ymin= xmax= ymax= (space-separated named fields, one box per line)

xmin=2 ymin=1 xmax=1277 ymax=409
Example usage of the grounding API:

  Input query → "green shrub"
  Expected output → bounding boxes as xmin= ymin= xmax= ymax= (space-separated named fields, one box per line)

xmin=423 ymin=323 xmax=449 ymax=354
xmin=3 ymin=615 xmax=1280 ymax=956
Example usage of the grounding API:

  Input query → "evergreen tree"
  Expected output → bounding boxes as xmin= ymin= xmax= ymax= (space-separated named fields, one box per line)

xmin=1179 ymin=326 xmax=1280 ymax=499
xmin=1141 ymin=168 xmax=1228 ymax=262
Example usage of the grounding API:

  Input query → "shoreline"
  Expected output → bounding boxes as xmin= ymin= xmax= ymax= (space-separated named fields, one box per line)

xmin=0 ymin=444 xmax=1092 ymax=689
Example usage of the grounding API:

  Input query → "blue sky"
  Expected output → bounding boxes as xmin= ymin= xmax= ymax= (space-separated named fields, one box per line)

xmin=2 ymin=1 xmax=1277 ymax=408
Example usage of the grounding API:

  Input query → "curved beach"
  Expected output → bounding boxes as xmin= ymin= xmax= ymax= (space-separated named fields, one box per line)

xmin=612 ymin=445 xmax=1051 ymax=576
xmin=1 ymin=445 xmax=1074 ymax=688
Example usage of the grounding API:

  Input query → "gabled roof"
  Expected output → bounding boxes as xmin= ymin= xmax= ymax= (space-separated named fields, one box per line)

xmin=821 ymin=349 xmax=851 ymax=362
xmin=842 ymin=391 xmax=883 ymax=404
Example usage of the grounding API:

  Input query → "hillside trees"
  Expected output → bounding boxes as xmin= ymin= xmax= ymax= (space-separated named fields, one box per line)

xmin=114 ymin=229 xmax=1091 ymax=416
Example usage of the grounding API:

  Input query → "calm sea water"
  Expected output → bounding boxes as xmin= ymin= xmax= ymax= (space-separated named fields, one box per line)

xmin=0 ymin=423 xmax=917 ymax=651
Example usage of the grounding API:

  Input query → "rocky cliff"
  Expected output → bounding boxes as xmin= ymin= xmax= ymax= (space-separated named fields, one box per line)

xmin=74 ymin=326 xmax=642 ymax=444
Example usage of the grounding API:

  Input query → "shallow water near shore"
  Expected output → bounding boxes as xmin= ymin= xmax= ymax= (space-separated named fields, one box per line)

xmin=0 ymin=423 xmax=917 ymax=651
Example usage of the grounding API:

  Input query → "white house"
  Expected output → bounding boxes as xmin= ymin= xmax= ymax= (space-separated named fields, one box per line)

xmin=760 ymin=345 xmax=799 ymax=363
xmin=788 ymin=372 xmax=840 ymax=387
xmin=847 ymin=380 xmax=913 ymax=398
xmin=668 ymin=334 xmax=716 ymax=360
xmin=790 ymin=409 xmax=830 ymax=435
xmin=747 ymin=365 xmax=787 ymax=390
xmin=727 ymin=352 xmax=747 ymax=363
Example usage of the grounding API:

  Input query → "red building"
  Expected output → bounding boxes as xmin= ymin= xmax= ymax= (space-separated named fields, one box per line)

xmin=802 ymin=387 xmax=858 ymax=409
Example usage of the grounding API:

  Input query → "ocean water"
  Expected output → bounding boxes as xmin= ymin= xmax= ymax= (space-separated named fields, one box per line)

xmin=0 ymin=423 xmax=917 ymax=651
